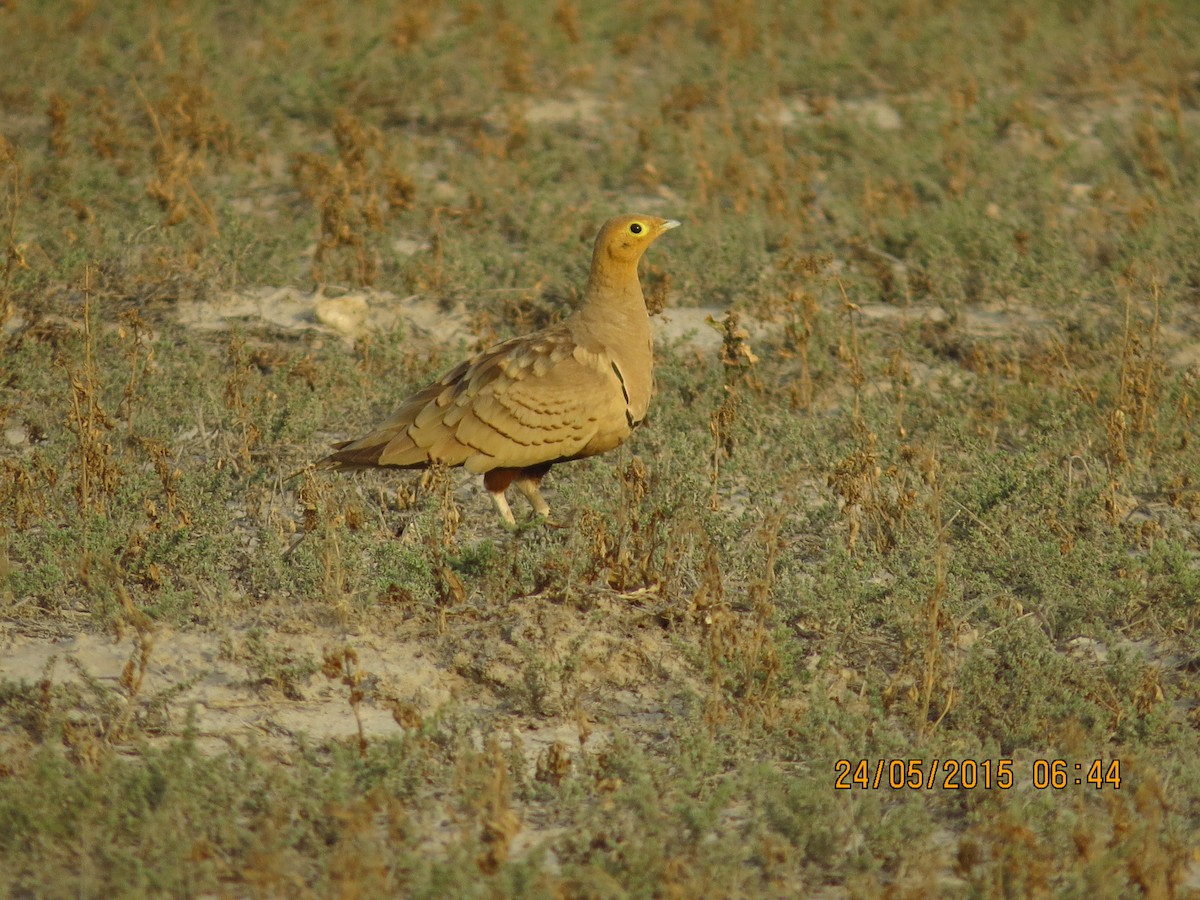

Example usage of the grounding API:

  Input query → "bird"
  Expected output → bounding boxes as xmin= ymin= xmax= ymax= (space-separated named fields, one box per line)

xmin=316 ymin=214 xmax=680 ymax=525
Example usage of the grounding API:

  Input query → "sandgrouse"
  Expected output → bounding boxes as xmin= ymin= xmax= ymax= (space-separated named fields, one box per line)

xmin=317 ymin=214 xmax=680 ymax=524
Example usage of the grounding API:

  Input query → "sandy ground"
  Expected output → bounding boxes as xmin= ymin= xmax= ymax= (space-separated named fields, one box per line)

xmin=4 ymin=279 xmax=1195 ymax=760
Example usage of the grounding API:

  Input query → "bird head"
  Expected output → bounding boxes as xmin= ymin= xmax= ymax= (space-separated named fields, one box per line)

xmin=595 ymin=215 xmax=681 ymax=266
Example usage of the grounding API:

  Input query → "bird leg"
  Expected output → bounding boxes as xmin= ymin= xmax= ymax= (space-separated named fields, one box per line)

xmin=489 ymin=489 xmax=517 ymax=526
xmin=483 ymin=468 xmax=519 ymax=526
xmin=514 ymin=476 xmax=551 ymax=517
xmin=514 ymin=462 xmax=553 ymax=518
xmin=483 ymin=465 xmax=552 ymax=524
xmin=483 ymin=469 xmax=518 ymax=525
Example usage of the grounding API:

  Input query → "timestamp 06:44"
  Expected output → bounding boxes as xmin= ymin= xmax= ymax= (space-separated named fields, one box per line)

xmin=833 ymin=758 xmax=1122 ymax=791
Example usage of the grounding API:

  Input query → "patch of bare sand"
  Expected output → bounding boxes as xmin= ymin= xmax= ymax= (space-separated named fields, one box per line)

xmin=0 ymin=624 xmax=451 ymax=752
xmin=175 ymin=286 xmax=472 ymax=345
xmin=0 ymin=594 xmax=701 ymax=773
xmin=658 ymin=296 xmax=1058 ymax=354
xmin=0 ymin=602 xmax=703 ymax=870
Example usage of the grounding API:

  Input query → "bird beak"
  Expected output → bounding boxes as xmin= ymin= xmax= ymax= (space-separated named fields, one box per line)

xmin=661 ymin=219 xmax=682 ymax=231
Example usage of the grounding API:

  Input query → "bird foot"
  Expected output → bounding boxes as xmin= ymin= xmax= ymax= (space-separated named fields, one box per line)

xmin=489 ymin=490 xmax=518 ymax=527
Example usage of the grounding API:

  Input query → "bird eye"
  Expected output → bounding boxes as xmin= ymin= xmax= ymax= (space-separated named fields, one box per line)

xmin=629 ymin=222 xmax=643 ymax=234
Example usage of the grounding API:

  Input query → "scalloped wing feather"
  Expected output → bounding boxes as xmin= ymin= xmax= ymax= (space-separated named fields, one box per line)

xmin=321 ymin=325 xmax=631 ymax=473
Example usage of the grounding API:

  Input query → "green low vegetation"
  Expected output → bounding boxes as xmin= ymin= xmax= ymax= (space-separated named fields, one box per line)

xmin=2 ymin=0 xmax=1199 ymax=895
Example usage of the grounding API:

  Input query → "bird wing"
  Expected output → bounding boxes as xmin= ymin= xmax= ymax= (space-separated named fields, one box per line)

xmin=322 ymin=324 xmax=631 ymax=473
